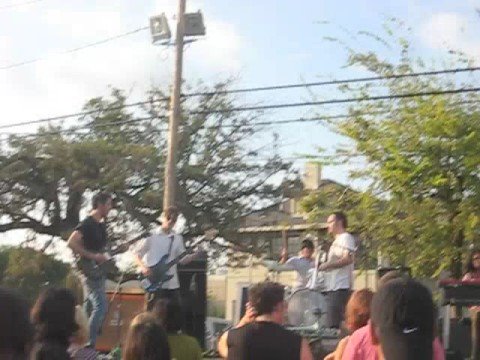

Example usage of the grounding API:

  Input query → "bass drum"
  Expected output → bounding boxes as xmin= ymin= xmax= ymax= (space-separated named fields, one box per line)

xmin=287 ymin=288 xmax=326 ymax=328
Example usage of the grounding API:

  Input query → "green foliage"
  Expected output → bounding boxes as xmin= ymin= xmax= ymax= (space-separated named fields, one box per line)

xmin=0 ymin=246 xmax=69 ymax=303
xmin=306 ymin=20 xmax=480 ymax=277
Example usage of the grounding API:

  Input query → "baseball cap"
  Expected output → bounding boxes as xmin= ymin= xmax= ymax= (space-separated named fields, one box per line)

xmin=370 ymin=278 xmax=434 ymax=360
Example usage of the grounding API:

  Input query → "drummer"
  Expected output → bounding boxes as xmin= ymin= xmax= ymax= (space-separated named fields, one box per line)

xmin=279 ymin=239 xmax=316 ymax=291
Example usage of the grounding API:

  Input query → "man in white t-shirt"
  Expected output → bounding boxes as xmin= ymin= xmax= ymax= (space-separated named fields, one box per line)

xmin=132 ymin=206 xmax=196 ymax=309
xmin=318 ymin=211 xmax=356 ymax=328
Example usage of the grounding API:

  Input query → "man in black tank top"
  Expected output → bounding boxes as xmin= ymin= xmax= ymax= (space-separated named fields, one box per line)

xmin=67 ymin=192 xmax=113 ymax=347
xmin=218 ymin=282 xmax=313 ymax=360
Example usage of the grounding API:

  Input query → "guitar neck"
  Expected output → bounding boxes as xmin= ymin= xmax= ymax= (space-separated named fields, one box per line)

xmin=166 ymin=250 xmax=192 ymax=267
xmin=109 ymin=232 xmax=148 ymax=256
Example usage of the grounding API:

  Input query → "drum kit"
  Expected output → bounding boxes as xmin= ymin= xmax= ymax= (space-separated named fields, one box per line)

xmin=264 ymin=248 xmax=339 ymax=340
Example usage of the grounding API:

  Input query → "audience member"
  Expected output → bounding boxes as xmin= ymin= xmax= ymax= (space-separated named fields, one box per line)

xmin=463 ymin=248 xmax=480 ymax=360
xmin=0 ymin=287 xmax=33 ymax=360
xmin=30 ymin=288 xmax=78 ymax=360
xmin=151 ymin=298 xmax=202 ymax=360
xmin=123 ymin=313 xmax=170 ymax=360
xmin=341 ymin=272 xmax=444 ymax=360
xmin=69 ymin=305 xmax=99 ymax=360
xmin=218 ymin=281 xmax=313 ymax=360
xmin=370 ymin=278 xmax=435 ymax=360
xmin=325 ymin=289 xmax=373 ymax=360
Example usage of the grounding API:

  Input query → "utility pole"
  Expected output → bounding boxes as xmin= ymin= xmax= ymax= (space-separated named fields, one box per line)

xmin=163 ymin=0 xmax=186 ymax=210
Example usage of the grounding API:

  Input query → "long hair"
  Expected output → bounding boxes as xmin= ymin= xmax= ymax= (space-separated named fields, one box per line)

xmin=71 ymin=305 xmax=89 ymax=346
xmin=344 ymin=289 xmax=374 ymax=333
xmin=465 ymin=248 xmax=480 ymax=275
xmin=0 ymin=287 xmax=33 ymax=359
xmin=31 ymin=288 xmax=78 ymax=347
xmin=123 ymin=314 xmax=170 ymax=360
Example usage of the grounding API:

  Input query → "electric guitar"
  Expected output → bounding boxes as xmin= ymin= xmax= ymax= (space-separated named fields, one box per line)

xmin=140 ymin=229 xmax=217 ymax=293
xmin=76 ymin=232 xmax=146 ymax=279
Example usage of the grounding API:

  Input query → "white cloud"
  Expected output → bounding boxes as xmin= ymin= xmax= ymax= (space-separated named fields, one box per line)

xmin=0 ymin=36 xmax=10 ymax=62
xmin=420 ymin=13 xmax=466 ymax=49
xmin=420 ymin=12 xmax=480 ymax=62
xmin=42 ymin=10 xmax=125 ymax=41
xmin=187 ymin=20 xmax=243 ymax=74
xmin=0 ymin=2 xmax=245 ymax=129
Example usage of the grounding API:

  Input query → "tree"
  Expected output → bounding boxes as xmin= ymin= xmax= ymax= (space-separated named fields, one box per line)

xmin=307 ymin=20 xmax=480 ymax=277
xmin=0 ymin=81 xmax=291 ymax=255
xmin=0 ymin=246 xmax=69 ymax=303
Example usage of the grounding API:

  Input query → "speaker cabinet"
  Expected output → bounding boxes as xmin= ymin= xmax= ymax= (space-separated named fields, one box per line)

xmin=96 ymin=291 xmax=145 ymax=352
xmin=178 ymin=259 xmax=207 ymax=348
xmin=447 ymin=318 xmax=472 ymax=359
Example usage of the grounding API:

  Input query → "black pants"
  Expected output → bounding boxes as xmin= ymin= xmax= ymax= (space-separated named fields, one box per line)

xmin=324 ymin=289 xmax=351 ymax=328
xmin=146 ymin=288 xmax=181 ymax=311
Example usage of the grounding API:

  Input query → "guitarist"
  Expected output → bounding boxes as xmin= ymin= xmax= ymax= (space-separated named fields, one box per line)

xmin=132 ymin=206 xmax=197 ymax=310
xmin=67 ymin=192 xmax=113 ymax=347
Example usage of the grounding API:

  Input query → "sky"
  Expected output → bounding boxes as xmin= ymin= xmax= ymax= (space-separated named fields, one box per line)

xmin=0 ymin=0 xmax=480 ymax=253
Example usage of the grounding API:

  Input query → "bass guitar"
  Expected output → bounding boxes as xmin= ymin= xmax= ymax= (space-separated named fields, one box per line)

xmin=140 ymin=229 xmax=217 ymax=293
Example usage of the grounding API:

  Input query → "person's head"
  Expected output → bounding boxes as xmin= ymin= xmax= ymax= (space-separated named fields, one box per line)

xmin=300 ymin=239 xmax=314 ymax=259
xmin=248 ymin=282 xmax=286 ymax=323
xmin=150 ymin=298 xmax=184 ymax=334
xmin=70 ymin=305 xmax=89 ymax=346
xmin=0 ymin=287 xmax=33 ymax=359
xmin=31 ymin=288 xmax=78 ymax=347
xmin=344 ymin=289 xmax=374 ymax=333
xmin=123 ymin=313 xmax=170 ymax=360
xmin=160 ymin=206 xmax=179 ymax=232
xmin=370 ymin=278 xmax=434 ymax=360
xmin=377 ymin=270 xmax=409 ymax=289
xmin=327 ymin=211 xmax=348 ymax=235
xmin=131 ymin=312 xmax=157 ymax=327
xmin=465 ymin=248 xmax=480 ymax=274
xmin=92 ymin=192 xmax=113 ymax=218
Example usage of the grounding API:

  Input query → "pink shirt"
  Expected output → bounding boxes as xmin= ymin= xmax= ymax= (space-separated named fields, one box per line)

xmin=341 ymin=323 xmax=445 ymax=360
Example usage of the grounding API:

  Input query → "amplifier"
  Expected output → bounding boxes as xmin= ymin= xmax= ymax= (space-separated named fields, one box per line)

xmin=95 ymin=291 xmax=145 ymax=352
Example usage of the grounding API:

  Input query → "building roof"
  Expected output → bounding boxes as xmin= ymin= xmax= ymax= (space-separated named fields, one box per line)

xmin=238 ymin=222 xmax=327 ymax=234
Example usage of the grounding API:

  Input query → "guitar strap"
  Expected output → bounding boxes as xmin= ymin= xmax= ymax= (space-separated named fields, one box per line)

xmin=167 ymin=234 xmax=175 ymax=259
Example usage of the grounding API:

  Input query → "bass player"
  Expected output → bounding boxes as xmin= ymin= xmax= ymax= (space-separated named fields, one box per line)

xmin=132 ymin=206 xmax=200 ymax=310
xmin=67 ymin=191 xmax=113 ymax=347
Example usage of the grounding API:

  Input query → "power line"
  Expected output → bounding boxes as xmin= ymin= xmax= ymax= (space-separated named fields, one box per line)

xmin=2 ymin=70 xmax=480 ymax=130
xmin=0 ymin=114 xmax=346 ymax=139
xmin=0 ymin=0 xmax=42 ymax=10
xmin=184 ymin=66 xmax=480 ymax=97
xmin=0 ymin=97 xmax=169 ymax=130
xmin=189 ymin=87 xmax=480 ymax=114
xmin=2 ymin=103 xmax=472 ymax=140
xmin=0 ymin=116 xmax=168 ymax=138
xmin=0 ymin=26 xmax=149 ymax=70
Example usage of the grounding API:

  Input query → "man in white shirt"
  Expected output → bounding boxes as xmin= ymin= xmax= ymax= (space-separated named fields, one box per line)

xmin=132 ymin=206 xmax=194 ymax=309
xmin=318 ymin=211 xmax=356 ymax=328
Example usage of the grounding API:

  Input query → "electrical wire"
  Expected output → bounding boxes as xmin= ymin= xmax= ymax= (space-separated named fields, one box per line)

xmin=0 ymin=0 xmax=42 ymax=10
xmin=184 ymin=66 xmax=480 ymax=97
xmin=1 ymin=69 xmax=479 ymax=130
xmin=189 ymin=87 xmax=480 ymax=114
xmin=0 ymin=26 xmax=149 ymax=70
